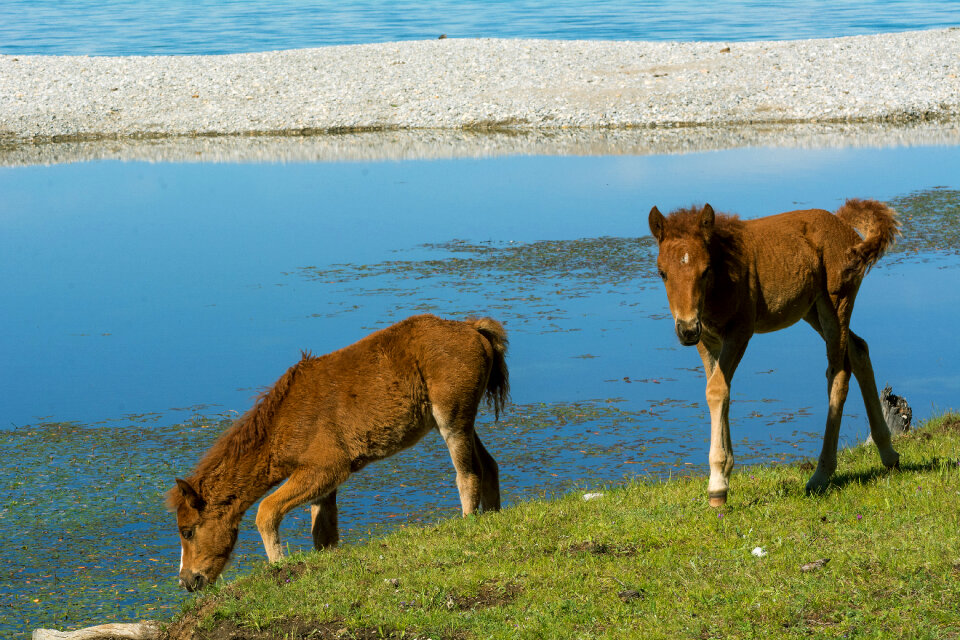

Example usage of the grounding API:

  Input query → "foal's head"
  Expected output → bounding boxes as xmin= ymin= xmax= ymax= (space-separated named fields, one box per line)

xmin=648 ymin=204 xmax=717 ymax=346
xmin=166 ymin=478 xmax=239 ymax=591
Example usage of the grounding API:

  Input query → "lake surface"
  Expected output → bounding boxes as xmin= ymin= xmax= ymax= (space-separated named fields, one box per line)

xmin=4 ymin=145 xmax=959 ymax=430
xmin=1 ymin=140 xmax=959 ymax=637
xmin=1 ymin=0 xmax=959 ymax=55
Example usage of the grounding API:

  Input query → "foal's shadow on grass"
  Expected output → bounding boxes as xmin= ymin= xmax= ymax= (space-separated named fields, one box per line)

xmin=809 ymin=458 xmax=947 ymax=496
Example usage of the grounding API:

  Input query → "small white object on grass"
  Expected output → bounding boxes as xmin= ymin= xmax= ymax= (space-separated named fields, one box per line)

xmin=751 ymin=546 xmax=767 ymax=558
xmin=582 ymin=492 xmax=604 ymax=501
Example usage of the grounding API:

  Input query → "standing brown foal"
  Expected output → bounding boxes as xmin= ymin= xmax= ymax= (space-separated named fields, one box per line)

xmin=167 ymin=314 xmax=508 ymax=590
xmin=648 ymin=199 xmax=900 ymax=506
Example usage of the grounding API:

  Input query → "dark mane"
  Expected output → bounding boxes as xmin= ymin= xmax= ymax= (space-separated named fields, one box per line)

xmin=664 ymin=205 xmax=747 ymax=280
xmin=166 ymin=351 xmax=315 ymax=510
xmin=660 ymin=205 xmax=742 ymax=240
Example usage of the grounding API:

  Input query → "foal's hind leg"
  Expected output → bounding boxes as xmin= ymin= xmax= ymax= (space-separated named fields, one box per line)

xmin=806 ymin=316 xmax=900 ymax=472
xmin=473 ymin=434 xmax=501 ymax=512
xmin=435 ymin=408 xmax=482 ymax=515
xmin=310 ymin=490 xmax=339 ymax=550
xmin=804 ymin=298 xmax=854 ymax=493
xmin=848 ymin=331 xmax=900 ymax=469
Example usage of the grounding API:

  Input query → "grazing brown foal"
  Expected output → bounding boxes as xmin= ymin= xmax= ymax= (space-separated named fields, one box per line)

xmin=167 ymin=314 xmax=508 ymax=590
xmin=648 ymin=200 xmax=900 ymax=506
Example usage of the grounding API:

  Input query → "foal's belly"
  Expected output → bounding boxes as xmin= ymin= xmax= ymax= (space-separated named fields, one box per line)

xmin=348 ymin=418 xmax=435 ymax=472
xmin=752 ymin=278 xmax=819 ymax=334
xmin=754 ymin=307 xmax=810 ymax=333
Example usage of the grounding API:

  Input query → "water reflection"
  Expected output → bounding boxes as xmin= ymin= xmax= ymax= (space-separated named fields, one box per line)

xmin=4 ymin=122 xmax=960 ymax=166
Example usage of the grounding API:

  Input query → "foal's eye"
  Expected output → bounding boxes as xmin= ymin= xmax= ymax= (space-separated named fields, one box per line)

xmin=181 ymin=528 xmax=194 ymax=540
xmin=658 ymin=269 xmax=667 ymax=281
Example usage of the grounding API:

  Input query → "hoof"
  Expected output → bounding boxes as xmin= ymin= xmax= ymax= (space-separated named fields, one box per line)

xmin=708 ymin=490 xmax=727 ymax=507
xmin=882 ymin=449 xmax=901 ymax=470
xmin=805 ymin=477 xmax=830 ymax=495
xmin=264 ymin=546 xmax=286 ymax=564
xmin=805 ymin=464 xmax=835 ymax=495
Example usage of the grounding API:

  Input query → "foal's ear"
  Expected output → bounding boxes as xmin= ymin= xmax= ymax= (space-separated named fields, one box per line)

xmin=648 ymin=206 xmax=666 ymax=243
xmin=698 ymin=204 xmax=716 ymax=237
xmin=175 ymin=478 xmax=206 ymax=512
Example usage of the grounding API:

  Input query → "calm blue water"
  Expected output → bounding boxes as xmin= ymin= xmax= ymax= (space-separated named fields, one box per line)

xmin=1 ymin=0 xmax=958 ymax=55
xmin=3 ymin=145 xmax=959 ymax=432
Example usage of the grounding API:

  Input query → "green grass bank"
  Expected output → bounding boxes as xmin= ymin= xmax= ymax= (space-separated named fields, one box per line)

xmin=164 ymin=414 xmax=960 ymax=640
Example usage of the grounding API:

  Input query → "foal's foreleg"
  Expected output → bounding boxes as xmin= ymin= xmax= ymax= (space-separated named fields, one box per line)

xmin=310 ymin=490 xmax=339 ymax=550
xmin=848 ymin=331 xmax=900 ymax=469
xmin=255 ymin=466 xmax=347 ymax=562
xmin=698 ymin=336 xmax=748 ymax=507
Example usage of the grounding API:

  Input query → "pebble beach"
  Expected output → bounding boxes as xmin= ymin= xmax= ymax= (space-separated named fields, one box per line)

xmin=2 ymin=29 xmax=959 ymax=144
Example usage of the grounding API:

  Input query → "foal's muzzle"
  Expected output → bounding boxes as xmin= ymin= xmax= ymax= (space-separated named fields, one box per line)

xmin=179 ymin=570 xmax=208 ymax=592
xmin=676 ymin=319 xmax=702 ymax=346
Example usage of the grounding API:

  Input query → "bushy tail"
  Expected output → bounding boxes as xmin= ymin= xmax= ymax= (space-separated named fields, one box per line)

xmin=467 ymin=317 xmax=510 ymax=420
xmin=836 ymin=198 xmax=900 ymax=285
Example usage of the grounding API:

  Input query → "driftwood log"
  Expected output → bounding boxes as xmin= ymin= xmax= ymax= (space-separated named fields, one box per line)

xmin=32 ymin=621 xmax=160 ymax=640
xmin=866 ymin=385 xmax=913 ymax=444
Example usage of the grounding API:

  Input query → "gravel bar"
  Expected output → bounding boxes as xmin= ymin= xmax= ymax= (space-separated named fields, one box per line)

xmin=2 ymin=29 xmax=959 ymax=144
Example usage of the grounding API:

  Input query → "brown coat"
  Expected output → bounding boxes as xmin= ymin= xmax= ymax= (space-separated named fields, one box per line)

xmin=649 ymin=199 xmax=901 ymax=506
xmin=168 ymin=314 xmax=508 ymax=590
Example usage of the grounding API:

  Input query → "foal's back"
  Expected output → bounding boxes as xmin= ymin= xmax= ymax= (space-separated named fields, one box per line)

xmin=744 ymin=208 xmax=861 ymax=266
xmin=269 ymin=314 xmax=495 ymax=470
xmin=741 ymin=208 xmax=866 ymax=332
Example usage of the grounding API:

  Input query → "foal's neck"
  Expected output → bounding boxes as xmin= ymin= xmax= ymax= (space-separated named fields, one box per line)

xmin=192 ymin=428 xmax=281 ymax=517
